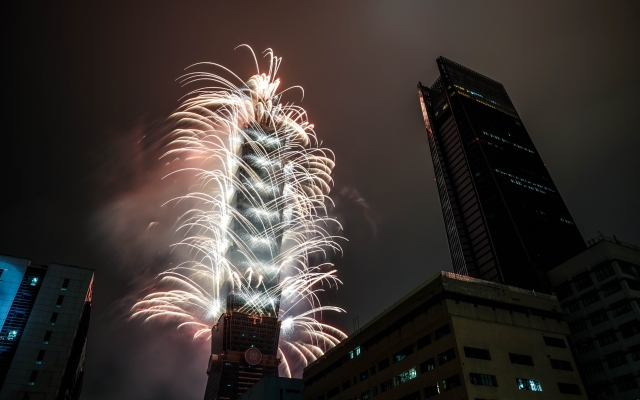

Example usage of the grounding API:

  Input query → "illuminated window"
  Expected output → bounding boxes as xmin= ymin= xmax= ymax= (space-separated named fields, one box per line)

xmin=349 ymin=346 xmax=361 ymax=359
xmin=516 ymin=378 xmax=542 ymax=391
xmin=438 ymin=348 xmax=456 ymax=365
xmin=424 ymin=383 xmax=439 ymax=398
xmin=393 ymin=344 xmax=414 ymax=362
xmin=394 ymin=367 xmax=417 ymax=386
xmin=29 ymin=277 xmax=39 ymax=286
xmin=28 ymin=370 xmax=38 ymax=386
xmin=36 ymin=350 xmax=45 ymax=364
xmin=361 ymin=390 xmax=370 ymax=400
xmin=470 ymin=373 xmax=497 ymax=386
xmin=420 ymin=358 xmax=435 ymax=373
xmin=7 ymin=330 xmax=18 ymax=341
xmin=43 ymin=331 xmax=52 ymax=344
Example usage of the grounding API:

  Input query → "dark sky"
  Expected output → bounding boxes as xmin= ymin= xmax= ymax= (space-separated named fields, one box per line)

xmin=2 ymin=1 xmax=640 ymax=399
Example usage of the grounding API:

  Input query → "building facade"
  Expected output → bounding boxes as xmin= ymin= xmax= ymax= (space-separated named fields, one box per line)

xmin=303 ymin=271 xmax=586 ymax=400
xmin=0 ymin=255 xmax=94 ymax=400
xmin=548 ymin=236 xmax=640 ymax=399
xmin=418 ymin=57 xmax=586 ymax=291
xmin=237 ymin=376 xmax=302 ymax=400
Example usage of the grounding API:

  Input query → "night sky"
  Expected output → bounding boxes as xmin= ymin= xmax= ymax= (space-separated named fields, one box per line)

xmin=2 ymin=2 xmax=640 ymax=399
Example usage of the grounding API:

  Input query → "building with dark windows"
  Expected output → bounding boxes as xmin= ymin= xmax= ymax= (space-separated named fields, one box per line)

xmin=0 ymin=254 xmax=94 ymax=400
xmin=302 ymin=271 xmax=586 ymax=400
xmin=548 ymin=235 xmax=640 ymax=399
xmin=236 ymin=376 xmax=303 ymax=400
xmin=418 ymin=57 xmax=586 ymax=291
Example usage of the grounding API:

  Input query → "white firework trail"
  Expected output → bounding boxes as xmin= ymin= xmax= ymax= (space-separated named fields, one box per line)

xmin=131 ymin=46 xmax=347 ymax=377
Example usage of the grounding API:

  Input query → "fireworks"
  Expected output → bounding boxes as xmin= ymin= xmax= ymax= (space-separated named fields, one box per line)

xmin=131 ymin=46 xmax=346 ymax=377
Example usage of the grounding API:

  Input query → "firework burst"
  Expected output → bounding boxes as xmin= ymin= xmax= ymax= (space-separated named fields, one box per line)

xmin=131 ymin=46 xmax=347 ymax=377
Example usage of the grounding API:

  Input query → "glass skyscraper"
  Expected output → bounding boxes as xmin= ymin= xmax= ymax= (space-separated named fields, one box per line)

xmin=418 ymin=57 xmax=586 ymax=291
xmin=0 ymin=255 xmax=94 ymax=399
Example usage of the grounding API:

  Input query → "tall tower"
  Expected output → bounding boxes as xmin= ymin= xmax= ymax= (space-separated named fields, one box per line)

xmin=203 ymin=122 xmax=285 ymax=400
xmin=418 ymin=57 xmax=586 ymax=291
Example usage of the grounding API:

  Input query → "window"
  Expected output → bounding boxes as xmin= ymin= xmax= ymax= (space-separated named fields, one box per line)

xmin=434 ymin=324 xmax=450 ymax=340
xmin=605 ymin=351 xmax=628 ymax=368
xmin=543 ymin=336 xmax=566 ymax=348
xmin=417 ymin=333 xmax=431 ymax=349
xmin=464 ymin=347 xmax=491 ymax=360
xmin=326 ymin=386 xmax=340 ymax=399
xmin=618 ymin=260 xmax=637 ymax=276
xmin=610 ymin=299 xmax=632 ymax=317
xmin=597 ymin=329 xmax=618 ymax=346
xmin=516 ymin=378 xmax=542 ymax=391
xmin=588 ymin=310 xmax=608 ymax=326
xmin=558 ymin=383 xmax=581 ymax=395
xmin=28 ymin=370 xmax=38 ymax=386
xmin=393 ymin=344 xmax=414 ymax=362
xmin=582 ymin=359 xmax=603 ymax=374
xmin=576 ymin=340 xmax=595 ymax=354
xmin=509 ymin=353 xmax=534 ymax=366
xmin=353 ymin=376 xmax=358 ymax=385
xmin=349 ymin=346 xmax=361 ymax=359
xmin=50 ymin=313 xmax=58 ymax=325
xmin=370 ymin=366 xmax=376 ymax=375
xmin=562 ymin=300 xmax=579 ymax=313
xmin=580 ymin=290 xmax=599 ymax=306
xmin=550 ymin=359 xmax=573 ymax=371
xmin=424 ymin=383 xmax=439 ymax=398
xmin=442 ymin=374 xmax=461 ymax=391
xmin=29 ymin=277 xmax=39 ymax=286
xmin=593 ymin=262 xmax=615 ymax=281
xmin=420 ymin=358 xmax=435 ymax=373
xmin=371 ymin=387 xmax=377 ymax=397
xmin=361 ymin=390 xmax=370 ymax=400
xmin=378 ymin=358 xmax=390 ymax=371
xmin=470 ymin=373 xmax=497 ymax=386
xmin=7 ymin=330 xmax=18 ymax=341
xmin=627 ymin=280 xmax=640 ymax=291
xmin=630 ymin=344 xmax=640 ymax=361
xmin=380 ymin=379 xmax=392 ymax=393
xmin=619 ymin=320 xmax=640 ymax=338
xmin=56 ymin=295 xmax=64 ymax=307
xmin=61 ymin=278 xmax=70 ymax=290
xmin=615 ymin=374 xmax=638 ymax=392
xmin=601 ymin=280 xmax=622 ymax=297
xmin=438 ymin=348 xmax=456 ymax=365
xmin=554 ymin=281 xmax=573 ymax=300
xmin=360 ymin=369 xmax=369 ymax=381
xmin=35 ymin=350 xmax=45 ymax=364
xmin=573 ymin=272 xmax=593 ymax=291
xmin=341 ymin=380 xmax=351 ymax=390
xmin=568 ymin=320 xmax=587 ymax=334
xmin=43 ymin=331 xmax=52 ymax=344
xmin=394 ymin=367 xmax=417 ymax=386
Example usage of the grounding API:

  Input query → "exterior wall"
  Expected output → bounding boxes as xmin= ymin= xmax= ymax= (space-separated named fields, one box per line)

xmin=237 ymin=377 xmax=303 ymax=400
xmin=548 ymin=239 xmax=640 ymax=399
xmin=303 ymin=272 xmax=587 ymax=400
xmin=0 ymin=261 xmax=94 ymax=400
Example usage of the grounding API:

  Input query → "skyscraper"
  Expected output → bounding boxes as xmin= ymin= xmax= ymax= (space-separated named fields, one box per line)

xmin=0 ymin=255 xmax=94 ymax=400
xmin=418 ymin=57 xmax=585 ymax=291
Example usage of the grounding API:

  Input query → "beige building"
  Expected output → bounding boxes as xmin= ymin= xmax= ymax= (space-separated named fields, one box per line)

xmin=548 ymin=235 xmax=640 ymax=399
xmin=303 ymin=271 xmax=586 ymax=400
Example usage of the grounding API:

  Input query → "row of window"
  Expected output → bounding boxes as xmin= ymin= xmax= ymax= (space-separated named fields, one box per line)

xmin=556 ymin=259 xmax=640 ymax=300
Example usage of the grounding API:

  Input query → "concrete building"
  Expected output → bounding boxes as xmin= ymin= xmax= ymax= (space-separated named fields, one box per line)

xmin=0 ymin=255 xmax=94 ymax=400
xmin=303 ymin=271 xmax=586 ymax=400
xmin=237 ymin=376 xmax=303 ymax=400
xmin=548 ymin=235 xmax=640 ymax=399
